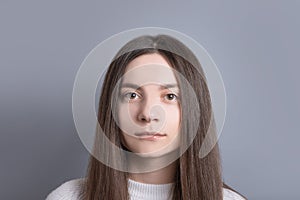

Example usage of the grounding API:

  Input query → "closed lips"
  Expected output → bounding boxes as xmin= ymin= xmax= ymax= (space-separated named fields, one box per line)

xmin=134 ymin=132 xmax=167 ymax=137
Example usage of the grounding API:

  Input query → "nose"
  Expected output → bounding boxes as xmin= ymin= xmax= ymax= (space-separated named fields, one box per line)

xmin=137 ymin=98 xmax=160 ymax=123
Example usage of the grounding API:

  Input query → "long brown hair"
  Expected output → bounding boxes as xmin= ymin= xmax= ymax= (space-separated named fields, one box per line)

xmin=80 ymin=35 xmax=242 ymax=199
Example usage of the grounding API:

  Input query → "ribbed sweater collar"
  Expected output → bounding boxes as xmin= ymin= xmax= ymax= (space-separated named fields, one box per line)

xmin=128 ymin=178 xmax=174 ymax=200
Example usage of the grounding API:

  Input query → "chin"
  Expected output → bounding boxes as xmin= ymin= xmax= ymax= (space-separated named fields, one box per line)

xmin=135 ymin=147 xmax=178 ymax=158
xmin=135 ymin=151 xmax=166 ymax=158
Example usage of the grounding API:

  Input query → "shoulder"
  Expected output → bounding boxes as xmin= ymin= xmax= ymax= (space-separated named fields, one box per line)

xmin=46 ymin=178 xmax=85 ymax=200
xmin=223 ymin=187 xmax=246 ymax=200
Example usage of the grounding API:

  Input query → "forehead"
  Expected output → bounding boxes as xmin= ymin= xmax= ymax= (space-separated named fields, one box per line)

xmin=125 ymin=53 xmax=170 ymax=71
xmin=123 ymin=53 xmax=178 ymax=86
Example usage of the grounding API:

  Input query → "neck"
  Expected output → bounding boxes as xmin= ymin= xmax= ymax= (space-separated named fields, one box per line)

xmin=129 ymin=160 xmax=178 ymax=184
xmin=127 ymin=151 xmax=179 ymax=184
xmin=125 ymin=148 xmax=180 ymax=184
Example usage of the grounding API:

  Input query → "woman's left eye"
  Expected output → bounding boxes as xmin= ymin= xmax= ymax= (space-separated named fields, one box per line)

xmin=165 ymin=93 xmax=178 ymax=101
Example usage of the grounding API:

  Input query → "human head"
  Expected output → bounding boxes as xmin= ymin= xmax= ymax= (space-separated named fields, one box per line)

xmin=94 ymin=34 xmax=215 ymax=172
xmin=85 ymin=34 xmax=223 ymax=199
xmin=117 ymin=53 xmax=182 ymax=158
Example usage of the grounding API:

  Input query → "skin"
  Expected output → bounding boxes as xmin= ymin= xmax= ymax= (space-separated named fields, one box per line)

xmin=117 ymin=53 xmax=181 ymax=184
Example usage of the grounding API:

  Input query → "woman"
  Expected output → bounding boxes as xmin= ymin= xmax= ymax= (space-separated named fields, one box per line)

xmin=46 ymin=35 xmax=247 ymax=200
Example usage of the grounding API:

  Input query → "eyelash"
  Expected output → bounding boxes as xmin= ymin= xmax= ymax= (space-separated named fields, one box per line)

xmin=124 ymin=92 xmax=140 ymax=100
xmin=121 ymin=92 xmax=179 ymax=102
xmin=164 ymin=93 xmax=178 ymax=101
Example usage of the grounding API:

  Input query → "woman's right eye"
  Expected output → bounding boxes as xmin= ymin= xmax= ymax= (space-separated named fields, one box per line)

xmin=123 ymin=92 xmax=140 ymax=100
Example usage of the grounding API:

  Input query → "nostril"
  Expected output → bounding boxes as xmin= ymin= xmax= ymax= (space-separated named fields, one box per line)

xmin=137 ymin=105 xmax=162 ymax=122
xmin=138 ymin=114 xmax=150 ymax=122
xmin=141 ymin=117 xmax=147 ymax=121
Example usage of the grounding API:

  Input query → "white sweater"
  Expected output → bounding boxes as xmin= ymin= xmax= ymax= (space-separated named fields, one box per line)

xmin=46 ymin=178 xmax=245 ymax=200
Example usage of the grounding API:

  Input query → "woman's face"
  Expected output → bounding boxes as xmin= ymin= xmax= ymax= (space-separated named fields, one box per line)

xmin=117 ymin=53 xmax=181 ymax=157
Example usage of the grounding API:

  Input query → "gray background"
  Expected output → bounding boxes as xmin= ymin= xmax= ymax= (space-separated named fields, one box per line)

xmin=1 ymin=1 xmax=299 ymax=199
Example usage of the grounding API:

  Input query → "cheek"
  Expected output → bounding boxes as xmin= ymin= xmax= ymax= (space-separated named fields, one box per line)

xmin=118 ymin=104 xmax=138 ymax=134
xmin=166 ymin=106 xmax=181 ymax=129
xmin=170 ymin=105 xmax=181 ymax=121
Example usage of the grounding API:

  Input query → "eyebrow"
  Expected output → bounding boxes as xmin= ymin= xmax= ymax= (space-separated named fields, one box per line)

xmin=121 ymin=83 xmax=179 ymax=90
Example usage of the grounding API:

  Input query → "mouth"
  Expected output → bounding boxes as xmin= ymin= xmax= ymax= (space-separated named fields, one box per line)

xmin=134 ymin=132 xmax=167 ymax=141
